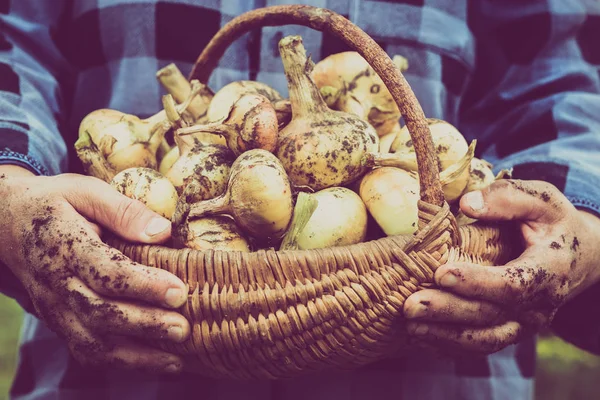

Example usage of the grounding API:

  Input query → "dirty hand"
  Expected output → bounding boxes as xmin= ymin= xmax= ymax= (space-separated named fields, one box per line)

xmin=403 ymin=179 xmax=600 ymax=355
xmin=0 ymin=165 xmax=190 ymax=373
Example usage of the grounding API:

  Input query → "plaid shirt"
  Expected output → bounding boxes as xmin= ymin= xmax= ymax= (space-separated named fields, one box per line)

xmin=1 ymin=0 xmax=600 ymax=399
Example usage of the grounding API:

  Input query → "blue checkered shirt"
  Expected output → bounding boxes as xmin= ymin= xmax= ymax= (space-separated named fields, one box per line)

xmin=1 ymin=0 xmax=600 ymax=399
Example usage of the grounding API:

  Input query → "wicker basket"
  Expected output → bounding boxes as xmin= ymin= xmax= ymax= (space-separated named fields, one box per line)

xmin=108 ymin=5 xmax=516 ymax=379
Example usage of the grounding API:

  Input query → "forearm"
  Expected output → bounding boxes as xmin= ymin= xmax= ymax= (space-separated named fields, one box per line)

xmin=0 ymin=164 xmax=35 ymax=178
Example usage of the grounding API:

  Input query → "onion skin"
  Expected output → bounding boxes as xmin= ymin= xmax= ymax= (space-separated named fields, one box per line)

xmin=465 ymin=158 xmax=496 ymax=193
xmin=276 ymin=35 xmax=379 ymax=191
xmin=294 ymin=187 xmax=368 ymax=250
xmin=378 ymin=123 xmax=401 ymax=153
xmin=173 ymin=216 xmax=251 ymax=252
xmin=359 ymin=167 xmax=419 ymax=236
xmin=110 ymin=167 xmax=178 ymax=219
xmin=207 ymin=80 xmax=283 ymax=123
xmin=311 ymin=52 xmax=408 ymax=137
xmin=158 ymin=146 xmax=179 ymax=176
xmin=390 ymin=118 xmax=469 ymax=171
xmin=180 ymin=94 xmax=278 ymax=156
xmin=165 ymin=143 xmax=235 ymax=196
xmin=183 ymin=149 xmax=293 ymax=242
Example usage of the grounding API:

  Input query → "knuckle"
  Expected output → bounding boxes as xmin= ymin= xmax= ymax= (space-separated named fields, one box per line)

xmin=113 ymin=198 xmax=145 ymax=229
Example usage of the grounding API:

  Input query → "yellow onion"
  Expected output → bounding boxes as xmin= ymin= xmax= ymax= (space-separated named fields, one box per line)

xmin=465 ymin=158 xmax=495 ymax=193
xmin=379 ymin=122 xmax=401 ymax=153
xmin=76 ymin=81 xmax=203 ymax=175
xmin=158 ymin=146 xmax=179 ymax=176
xmin=363 ymin=140 xmax=476 ymax=203
xmin=276 ymin=35 xmax=379 ymax=191
xmin=173 ymin=216 xmax=251 ymax=252
xmin=359 ymin=167 xmax=419 ymax=235
xmin=311 ymin=52 xmax=408 ymax=136
xmin=175 ymin=149 xmax=293 ymax=242
xmin=110 ymin=167 xmax=178 ymax=219
xmin=389 ymin=118 xmax=469 ymax=171
xmin=178 ymin=93 xmax=278 ymax=156
xmin=207 ymin=80 xmax=283 ymax=123
xmin=280 ymin=187 xmax=367 ymax=250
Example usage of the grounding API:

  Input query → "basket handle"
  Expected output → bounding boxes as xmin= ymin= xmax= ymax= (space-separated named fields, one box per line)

xmin=189 ymin=5 xmax=444 ymax=206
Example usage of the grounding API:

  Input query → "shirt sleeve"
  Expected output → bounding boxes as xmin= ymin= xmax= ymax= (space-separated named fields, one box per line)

xmin=459 ymin=1 xmax=600 ymax=353
xmin=0 ymin=1 xmax=68 ymax=311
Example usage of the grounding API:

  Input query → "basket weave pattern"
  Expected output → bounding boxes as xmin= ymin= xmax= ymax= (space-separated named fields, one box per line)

xmin=110 ymin=202 xmax=512 ymax=379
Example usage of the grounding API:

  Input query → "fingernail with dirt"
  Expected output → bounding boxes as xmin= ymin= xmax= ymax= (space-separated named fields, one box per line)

xmin=168 ymin=326 xmax=184 ymax=342
xmin=405 ymin=302 xmax=428 ymax=319
xmin=439 ymin=272 xmax=458 ymax=287
xmin=463 ymin=190 xmax=484 ymax=212
xmin=408 ymin=323 xmax=429 ymax=336
xmin=145 ymin=218 xmax=170 ymax=237
xmin=164 ymin=363 xmax=182 ymax=373
xmin=165 ymin=287 xmax=186 ymax=308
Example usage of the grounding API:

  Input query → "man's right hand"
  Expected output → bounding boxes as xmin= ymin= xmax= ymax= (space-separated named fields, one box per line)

xmin=0 ymin=166 xmax=190 ymax=374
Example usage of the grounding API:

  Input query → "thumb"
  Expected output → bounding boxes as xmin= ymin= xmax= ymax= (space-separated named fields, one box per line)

xmin=60 ymin=174 xmax=172 ymax=244
xmin=460 ymin=179 xmax=566 ymax=224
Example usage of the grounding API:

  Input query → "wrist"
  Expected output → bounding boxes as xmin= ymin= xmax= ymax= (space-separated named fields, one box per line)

xmin=0 ymin=164 xmax=36 ymax=178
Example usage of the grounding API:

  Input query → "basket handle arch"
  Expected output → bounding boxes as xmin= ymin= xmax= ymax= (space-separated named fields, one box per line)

xmin=189 ymin=4 xmax=444 ymax=207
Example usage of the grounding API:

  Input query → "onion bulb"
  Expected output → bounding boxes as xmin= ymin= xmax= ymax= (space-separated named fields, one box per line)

xmin=276 ymin=35 xmax=379 ymax=191
xmin=207 ymin=80 xmax=283 ymax=123
xmin=359 ymin=167 xmax=419 ymax=236
xmin=311 ymin=52 xmax=408 ymax=136
xmin=173 ymin=216 xmax=251 ymax=252
xmin=110 ymin=167 xmax=178 ymax=219
xmin=175 ymin=149 xmax=293 ymax=242
xmin=389 ymin=118 xmax=469 ymax=171
xmin=280 ymin=188 xmax=367 ymax=250
xmin=178 ymin=93 xmax=278 ymax=156
xmin=158 ymin=146 xmax=179 ymax=176
xmin=465 ymin=158 xmax=495 ymax=193
xmin=379 ymin=123 xmax=401 ymax=153
xmin=364 ymin=140 xmax=476 ymax=203
xmin=77 ymin=80 xmax=204 ymax=174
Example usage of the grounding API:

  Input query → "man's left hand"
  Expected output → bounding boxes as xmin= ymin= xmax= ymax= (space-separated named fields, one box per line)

xmin=403 ymin=179 xmax=600 ymax=355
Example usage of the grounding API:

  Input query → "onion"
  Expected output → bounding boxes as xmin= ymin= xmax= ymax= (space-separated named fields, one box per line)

xmin=311 ymin=52 xmax=408 ymax=136
xmin=465 ymin=158 xmax=495 ymax=193
xmin=389 ymin=118 xmax=469 ymax=171
xmin=74 ymin=131 xmax=116 ymax=183
xmin=276 ymin=35 xmax=379 ymax=191
xmin=379 ymin=122 xmax=401 ymax=153
xmin=363 ymin=140 xmax=476 ymax=203
xmin=156 ymin=63 xmax=214 ymax=123
xmin=110 ymin=167 xmax=178 ymax=219
xmin=158 ymin=146 xmax=179 ymax=176
xmin=359 ymin=167 xmax=419 ymax=236
xmin=77 ymin=81 xmax=204 ymax=174
xmin=280 ymin=187 xmax=367 ymax=250
xmin=178 ymin=93 xmax=278 ymax=156
xmin=207 ymin=80 xmax=283 ymax=123
xmin=165 ymin=140 xmax=234 ymax=196
xmin=173 ymin=216 xmax=251 ymax=252
xmin=175 ymin=149 xmax=293 ymax=243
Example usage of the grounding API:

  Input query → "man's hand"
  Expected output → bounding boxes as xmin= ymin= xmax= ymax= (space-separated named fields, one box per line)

xmin=403 ymin=179 xmax=600 ymax=355
xmin=0 ymin=166 xmax=191 ymax=373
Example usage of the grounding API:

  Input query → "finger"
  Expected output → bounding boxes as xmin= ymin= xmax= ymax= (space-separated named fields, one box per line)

xmin=68 ymin=326 xmax=184 ymax=374
xmin=403 ymin=289 xmax=507 ymax=326
xmin=69 ymin=280 xmax=190 ymax=343
xmin=407 ymin=321 xmax=523 ymax=354
xmin=434 ymin=258 xmax=560 ymax=307
xmin=59 ymin=174 xmax=171 ymax=244
xmin=71 ymin=244 xmax=188 ymax=309
xmin=460 ymin=179 xmax=569 ymax=224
